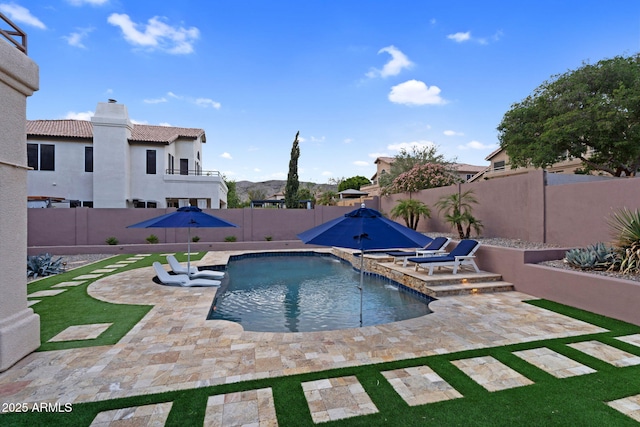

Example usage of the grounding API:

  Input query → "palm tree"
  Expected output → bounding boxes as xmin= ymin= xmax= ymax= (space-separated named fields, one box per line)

xmin=390 ymin=199 xmax=431 ymax=230
xmin=435 ymin=190 xmax=483 ymax=238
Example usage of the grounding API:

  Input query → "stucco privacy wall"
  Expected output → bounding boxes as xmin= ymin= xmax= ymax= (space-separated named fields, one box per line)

xmin=27 ymin=205 xmax=359 ymax=247
xmin=0 ymin=40 xmax=40 ymax=372
xmin=381 ymin=170 xmax=640 ymax=247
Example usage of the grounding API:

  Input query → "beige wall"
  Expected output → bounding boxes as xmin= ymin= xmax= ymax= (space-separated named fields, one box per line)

xmin=381 ymin=170 xmax=640 ymax=247
xmin=0 ymin=40 xmax=41 ymax=371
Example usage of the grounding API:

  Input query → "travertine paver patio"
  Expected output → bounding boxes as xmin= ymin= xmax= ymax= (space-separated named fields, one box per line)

xmin=302 ymin=376 xmax=378 ymax=423
xmin=90 ymin=401 xmax=173 ymax=426
xmin=204 ymin=388 xmax=277 ymax=426
xmin=512 ymin=347 xmax=597 ymax=378
xmin=607 ymin=394 xmax=640 ymax=422
xmin=381 ymin=365 xmax=463 ymax=406
xmin=48 ymin=323 xmax=114 ymax=342
xmin=450 ymin=356 xmax=534 ymax=391
xmin=0 ymin=250 xmax=620 ymax=425
xmin=568 ymin=341 xmax=640 ymax=367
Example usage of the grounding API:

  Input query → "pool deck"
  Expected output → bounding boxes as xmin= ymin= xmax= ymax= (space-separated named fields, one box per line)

xmin=2 ymin=249 xmax=634 ymax=424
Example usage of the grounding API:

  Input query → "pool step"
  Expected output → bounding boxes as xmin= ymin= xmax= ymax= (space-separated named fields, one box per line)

xmin=373 ymin=261 xmax=514 ymax=298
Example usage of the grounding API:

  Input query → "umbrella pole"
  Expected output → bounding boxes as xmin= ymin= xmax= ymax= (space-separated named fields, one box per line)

xmin=187 ymin=227 xmax=192 ymax=277
xmin=359 ymin=250 xmax=364 ymax=327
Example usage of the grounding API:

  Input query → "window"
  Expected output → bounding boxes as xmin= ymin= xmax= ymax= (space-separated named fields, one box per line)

xmin=146 ymin=150 xmax=156 ymax=174
xmin=27 ymin=144 xmax=38 ymax=170
xmin=180 ymin=158 xmax=188 ymax=175
xmin=85 ymin=147 xmax=93 ymax=172
xmin=40 ymin=144 xmax=55 ymax=171
xmin=493 ymin=160 xmax=506 ymax=171
xmin=168 ymin=154 xmax=175 ymax=174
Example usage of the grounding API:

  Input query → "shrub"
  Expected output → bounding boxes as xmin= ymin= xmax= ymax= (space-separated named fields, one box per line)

xmin=608 ymin=207 xmax=640 ymax=274
xmin=146 ymin=234 xmax=159 ymax=244
xmin=265 ymin=236 xmax=273 ymax=241
xmin=564 ymin=242 xmax=617 ymax=270
xmin=192 ymin=235 xmax=201 ymax=242
xmin=27 ymin=253 xmax=64 ymax=278
xmin=105 ymin=236 xmax=119 ymax=245
xmin=224 ymin=236 xmax=237 ymax=242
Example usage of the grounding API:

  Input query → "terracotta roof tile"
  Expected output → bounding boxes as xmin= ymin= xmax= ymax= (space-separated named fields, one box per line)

xmin=26 ymin=120 xmax=205 ymax=144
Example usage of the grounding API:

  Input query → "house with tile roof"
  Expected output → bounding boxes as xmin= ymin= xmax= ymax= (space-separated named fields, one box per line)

xmin=26 ymin=101 xmax=227 ymax=208
xmin=359 ymin=156 xmax=486 ymax=196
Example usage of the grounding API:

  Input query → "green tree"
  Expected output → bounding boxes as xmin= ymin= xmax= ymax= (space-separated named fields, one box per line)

xmin=316 ymin=190 xmax=337 ymax=206
xmin=384 ymin=163 xmax=461 ymax=195
xmin=338 ymin=176 xmax=371 ymax=192
xmin=390 ymin=199 xmax=431 ymax=230
xmin=296 ymin=185 xmax=314 ymax=205
xmin=247 ymin=188 xmax=267 ymax=201
xmin=224 ymin=177 xmax=241 ymax=208
xmin=379 ymin=145 xmax=456 ymax=191
xmin=285 ymin=131 xmax=300 ymax=208
xmin=497 ymin=54 xmax=640 ymax=177
xmin=435 ymin=190 xmax=483 ymax=238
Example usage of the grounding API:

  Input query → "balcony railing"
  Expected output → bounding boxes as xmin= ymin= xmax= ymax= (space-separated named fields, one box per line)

xmin=0 ymin=11 xmax=27 ymax=54
xmin=165 ymin=169 xmax=222 ymax=177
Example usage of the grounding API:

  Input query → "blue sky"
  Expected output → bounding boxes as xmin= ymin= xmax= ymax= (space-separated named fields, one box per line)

xmin=4 ymin=0 xmax=640 ymax=183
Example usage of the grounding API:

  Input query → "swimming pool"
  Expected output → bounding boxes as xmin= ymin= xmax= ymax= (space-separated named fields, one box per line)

xmin=207 ymin=253 xmax=433 ymax=332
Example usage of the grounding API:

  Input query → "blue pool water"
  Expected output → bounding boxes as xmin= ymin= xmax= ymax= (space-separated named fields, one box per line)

xmin=207 ymin=253 xmax=433 ymax=332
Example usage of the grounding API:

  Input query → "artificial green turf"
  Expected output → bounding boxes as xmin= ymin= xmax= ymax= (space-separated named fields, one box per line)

xmin=27 ymin=252 xmax=204 ymax=351
xmin=6 ymin=273 xmax=640 ymax=426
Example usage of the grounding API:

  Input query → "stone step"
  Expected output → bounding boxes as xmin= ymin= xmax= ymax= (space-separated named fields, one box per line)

xmin=423 ymin=280 xmax=515 ymax=298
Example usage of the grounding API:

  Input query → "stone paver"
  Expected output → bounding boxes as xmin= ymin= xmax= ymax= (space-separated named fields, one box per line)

xmin=52 ymin=281 xmax=87 ymax=288
xmin=302 ymin=376 xmax=377 ymax=423
xmin=616 ymin=334 xmax=640 ymax=349
xmin=73 ymin=274 xmax=104 ymax=280
xmin=28 ymin=289 xmax=66 ymax=298
xmin=607 ymin=394 xmax=640 ymax=423
xmin=205 ymin=388 xmax=277 ymax=426
xmin=382 ymin=365 xmax=462 ymax=406
xmin=568 ymin=341 xmax=640 ymax=367
xmin=90 ymin=401 xmax=172 ymax=426
xmin=513 ymin=347 xmax=596 ymax=378
xmin=451 ymin=356 xmax=534 ymax=391
xmin=48 ymin=323 xmax=113 ymax=342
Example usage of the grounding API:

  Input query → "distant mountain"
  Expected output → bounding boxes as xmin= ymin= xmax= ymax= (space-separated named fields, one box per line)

xmin=235 ymin=180 xmax=337 ymax=202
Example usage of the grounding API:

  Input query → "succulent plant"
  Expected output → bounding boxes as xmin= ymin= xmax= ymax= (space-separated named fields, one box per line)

xmin=27 ymin=253 xmax=65 ymax=278
xmin=564 ymin=242 xmax=617 ymax=270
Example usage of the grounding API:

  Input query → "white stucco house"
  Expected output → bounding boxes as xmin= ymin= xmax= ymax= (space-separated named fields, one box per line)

xmin=26 ymin=100 xmax=228 ymax=208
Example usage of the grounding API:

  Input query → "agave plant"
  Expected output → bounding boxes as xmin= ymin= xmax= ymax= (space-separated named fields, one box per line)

xmin=27 ymin=253 xmax=65 ymax=278
xmin=564 ymin=242 xmax=617 ymax=270
xmin=608 ymin=207 xmax=640 ymax=274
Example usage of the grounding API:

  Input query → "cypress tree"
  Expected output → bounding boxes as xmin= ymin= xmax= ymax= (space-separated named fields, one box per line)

xmin=285 ymin=131 xmax=300 ymax=208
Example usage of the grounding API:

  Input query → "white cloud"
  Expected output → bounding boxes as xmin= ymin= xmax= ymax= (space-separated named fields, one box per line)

xmin=220 ymin=152 xmax=232 ymax=159
xmin=388 ymin=80 xmax=445 ymax=106
xmin=366 ymin=45 xmax=413 ymax=78
xmin=67 ymin=0 xmax=109 ymax=5
xmin=343 ymin=138 xmax=353 ymax=144
xmin=387 ymin=140 xmax=436 ymax=152
xmin=309 ymin=136 xmax=325 ymax=143
xmin=107 ymin=13 xmax=199 ymax=54
xmin=321 ymin=171 xmax=332 ymax=176
xmin=130 ymin=119 xmax=148 ymax=125
xmin=353 ymin=160 xmax=369 ymax=167
xmin=458 ymin=140 xmax=497 ymax=150
xmin=63 ymin=29 xmax=92 ymax=48
xmin=444 ymin=130 xmax=464 ymax=137
xmin=143 ymin=97 xmax=168 ymax=104
xmin=195 ymin=98 xmax=221 ymax=109
xmin=447 ymin=31 xmax=471 ymax=43
xmin=158 ymin=122 xmax=171 ymax=126
xmin=253 ymin=168 xmax=261 ymax=172
xmin=0 ymin=3 xmax=46 ymax=29
xmin=167 ymin=91 xmax=181 ymax=99
xmin=64 ymin=111 xmax=94 ymax=120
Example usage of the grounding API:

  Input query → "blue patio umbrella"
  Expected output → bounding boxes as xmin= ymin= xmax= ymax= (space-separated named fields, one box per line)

xmin=127 ymin=206 xmax=238 ymax=275
xmin=297 ymin=204 xmax=432 ymax=326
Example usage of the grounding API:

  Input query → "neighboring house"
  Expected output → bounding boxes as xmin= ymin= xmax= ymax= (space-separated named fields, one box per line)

xmin=470 ymin=147 xmax=588 ymax=181
xmin=26 ymin=100 xmax=227 ymax=208
xmin=360 ymin=156 xmax=485 ymax=196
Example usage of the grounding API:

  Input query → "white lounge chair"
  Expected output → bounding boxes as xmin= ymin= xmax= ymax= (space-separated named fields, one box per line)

xmin=153 ymin=262 xmax=221 ymax=287
xmin=406 ymin=239 xmax=481 ymax=275
xmin=167 ymin=255 xmax=225 ymax=279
